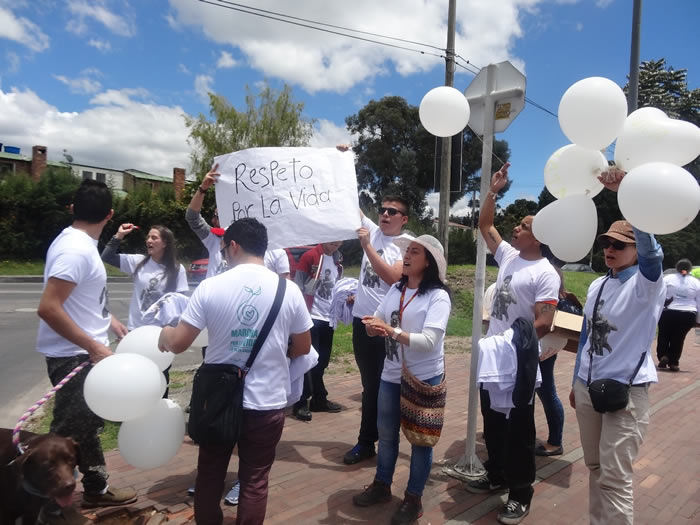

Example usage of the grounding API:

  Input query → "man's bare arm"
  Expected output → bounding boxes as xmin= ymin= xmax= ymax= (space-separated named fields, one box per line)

xmin=158 ymin=321 xmax=201 ymax=354
xmin=288 ymin=330 xmax=312 ymax=358
xmin=533 ymin=301 xmax=557 ymax=339
xmin=479 ymin=162 xmax=510 ymax=254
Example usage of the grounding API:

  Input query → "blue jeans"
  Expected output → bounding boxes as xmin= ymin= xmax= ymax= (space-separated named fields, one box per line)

xmin=536 ymin=354 xmax=564 ymax=447
xmin=375 ymin=375 xmax=441 ymax=496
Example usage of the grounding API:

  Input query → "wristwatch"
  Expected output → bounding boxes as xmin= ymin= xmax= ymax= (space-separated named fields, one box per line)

xmin=198 ymin=185 xmax=208 ymax=194
xmin=392 ymin=327 xmax=403 ymax=340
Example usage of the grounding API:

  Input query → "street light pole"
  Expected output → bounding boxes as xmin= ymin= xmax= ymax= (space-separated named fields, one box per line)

xmin=627 ymin=0 xmax=642 ymax=113
xmin=438 ymin=0 xmax=457 ymax=257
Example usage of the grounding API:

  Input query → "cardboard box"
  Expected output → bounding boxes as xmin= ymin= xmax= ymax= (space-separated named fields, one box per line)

xmin=482 ymin=307 xmax=583 ymax=354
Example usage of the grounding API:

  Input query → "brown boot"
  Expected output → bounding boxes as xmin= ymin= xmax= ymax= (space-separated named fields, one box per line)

xmin=391 ymin=491 xmax=423 ymax=525
xmin=82 ymin=485 xmax=137 ymax=508
xmin=352 ymin=479 xmax=392 ymax=507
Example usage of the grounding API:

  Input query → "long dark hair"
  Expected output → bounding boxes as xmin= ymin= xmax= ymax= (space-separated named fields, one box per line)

xmin=395 ymin=246 xmax=450 ymax=297
xmin=134 ymin=225 xmax=180 ymax=292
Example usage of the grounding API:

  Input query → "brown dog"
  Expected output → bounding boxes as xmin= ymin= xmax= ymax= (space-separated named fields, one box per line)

xmin=0 ymin=428 xmax=80 ymax=525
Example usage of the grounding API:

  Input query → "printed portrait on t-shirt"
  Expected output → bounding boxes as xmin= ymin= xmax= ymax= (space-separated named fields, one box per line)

xmin=140 ymin=276 xmax=164 ymax=312
xmin=99 ymin=286 xmax=109 ymax=318
xmin=385 ymin=309 xmax=400 ymax=361
xmin=362 ymin=249 xmax=383 ymax=289
xmin=492 ymin=275 xmax=517 ymax=321
xmin=587 ymin=299 xmax=618 ymax=355
xmin=215 ymin=260 xmax=228 ymax=275
xmin=316 ymin=268 xmax=335 ymax=300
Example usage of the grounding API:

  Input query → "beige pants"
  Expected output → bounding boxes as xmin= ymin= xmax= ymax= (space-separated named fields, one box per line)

xmin=574 ymin=380 xmax=650 ymax=525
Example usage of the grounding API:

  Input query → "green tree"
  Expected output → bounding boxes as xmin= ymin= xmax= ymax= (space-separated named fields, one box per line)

xmin=184 ymin=82 xmax=314 ymax=214
xmin=346 ymin=96 xmax=510 ymax=219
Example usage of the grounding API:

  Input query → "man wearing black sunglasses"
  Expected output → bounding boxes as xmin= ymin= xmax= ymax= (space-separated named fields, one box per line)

xmin=343 ymin=195 xmax=409 ymax=465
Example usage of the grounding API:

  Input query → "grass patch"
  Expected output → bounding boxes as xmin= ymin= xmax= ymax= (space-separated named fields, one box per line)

xmin=0 ymin=260 xmax=128 ymax=277
xmin=562 ymin=270 xmax=601 ymax=306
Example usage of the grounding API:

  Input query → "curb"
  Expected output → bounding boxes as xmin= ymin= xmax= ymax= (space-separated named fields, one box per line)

xmin=0 ymin=275 xmax=133 ymax=283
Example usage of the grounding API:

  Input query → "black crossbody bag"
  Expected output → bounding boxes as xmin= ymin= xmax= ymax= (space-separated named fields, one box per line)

xmin=188 ymin=276 xmax=286 ymax=447
xmin=586 ymin=277 xmax=646 ymax=413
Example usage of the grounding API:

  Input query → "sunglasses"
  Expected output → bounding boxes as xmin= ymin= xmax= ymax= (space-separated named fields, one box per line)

xmin=599 ymin=238 xmax=631 ymax=250
xmin=378 ymin=206 xmax=405 ymax=217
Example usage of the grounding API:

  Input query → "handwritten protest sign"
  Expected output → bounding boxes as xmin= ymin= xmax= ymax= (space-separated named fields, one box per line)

xmin=214 ymin=147 xmax=361 ymax=249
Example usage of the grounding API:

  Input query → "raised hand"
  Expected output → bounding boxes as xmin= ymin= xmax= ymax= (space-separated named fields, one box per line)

xmin=490 ymin=162 xmax=511 ymax=193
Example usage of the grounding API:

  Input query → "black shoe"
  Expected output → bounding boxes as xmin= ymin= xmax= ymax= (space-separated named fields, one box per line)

xmin=465 ymin=475 xmax=507 ymax=494
xmin=669 ymin=364 xmax=680 ymax=372
xmin=352 ymin=479 xmax=391 ymax=507
xmin=343 ymin=443 xmax=376 ymax=465
xmin=658 ymin=356 xmax=668 ymax=369
xmin=292 ymin=401 xmax=312 ymax=421
xmin=535 ymin=443 xmax=563 ymax=457
xmin=391 ymin=491 xmax=423 ymax=525
xmin=497 ymin=500 xmax=530 ymax=524
xmin=310 ymin=399 xmax=342 ymax=413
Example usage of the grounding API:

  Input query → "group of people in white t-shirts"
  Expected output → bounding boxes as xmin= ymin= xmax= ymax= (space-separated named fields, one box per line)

xmin=34 ymin=158 xmax=693 ymax=525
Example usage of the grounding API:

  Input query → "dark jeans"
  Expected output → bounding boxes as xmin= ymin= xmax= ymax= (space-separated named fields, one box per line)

xmin=535 ymin=354 xmax=564 ymax=447
xmin=299 ymin=319 xmax=334 ymax=403
xmin=656 ymin=309 xmax=696 ymax=366
xmin=194 ymin=408 xmax=285 ymax=525
xmin=46 ymin=355 xmax=108 ymax=494
xmin=352 ymin=316 xmax=385 ymax=447
xmin=480 ymin=387 xmax=535 ymax=506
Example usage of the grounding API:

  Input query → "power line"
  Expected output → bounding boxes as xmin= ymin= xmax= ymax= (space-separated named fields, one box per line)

xmin=198 ymin=0 xmax=446 ymax=59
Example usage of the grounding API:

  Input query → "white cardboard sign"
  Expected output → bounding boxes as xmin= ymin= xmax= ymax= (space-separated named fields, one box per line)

xmin=214 ymin=147 xmax=361 ymax=249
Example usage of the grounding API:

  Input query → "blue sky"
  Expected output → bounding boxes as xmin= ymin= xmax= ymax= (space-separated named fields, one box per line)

xmin=1 ymin=0 xmax=697 ymax=215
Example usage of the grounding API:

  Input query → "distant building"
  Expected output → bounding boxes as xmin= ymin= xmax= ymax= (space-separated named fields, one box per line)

xmin=0 ymin=143 xmax=187 ymax=199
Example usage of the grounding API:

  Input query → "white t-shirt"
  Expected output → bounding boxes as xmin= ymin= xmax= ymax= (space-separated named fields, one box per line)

xmin=376 ymin=286 xmax=451 ymax=383
xmin=118 ymin=255 xmax=189 ymax=330
xmin=310 ymin=254 xmax=340 ymax=322
xmin=181 ymin=264 xmax=313 ymax=410
xmin=36 ymin=227 xmax=111 ymax=357
xmin=663 ymin=273 xmax=700 ymax=313
xmin=487 ymin=242 xmax=560 ymax=337
xmin=264 ymin=249 xmax=290 ymax=275
xmin=202 ymin=232 xmax=227 ymax=279
xmin=578 ymin=270 xmax=665 ymax=385
xmin=354 ymin=216 xmax=403 ymax=318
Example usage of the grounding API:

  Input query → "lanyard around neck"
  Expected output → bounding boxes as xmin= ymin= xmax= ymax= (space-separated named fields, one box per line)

xmin=398 ymin=286 xmax=418 ymax=324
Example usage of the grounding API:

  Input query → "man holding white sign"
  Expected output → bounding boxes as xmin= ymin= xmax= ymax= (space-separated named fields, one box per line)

xmin=343 ymin=196 xmax=409 ymax=465
xmin=213 ymin=147 xmax=361 ymax=248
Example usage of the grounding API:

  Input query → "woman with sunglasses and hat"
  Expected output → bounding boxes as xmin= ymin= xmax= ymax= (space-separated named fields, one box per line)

xmin=569 ymin=168 xmax=665 ymax=525
xmin=352 ymin=234 xmax=450 ymax=525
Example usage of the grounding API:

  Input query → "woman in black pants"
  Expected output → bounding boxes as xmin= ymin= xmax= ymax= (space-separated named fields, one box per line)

xmin=656 ymin=258 xmax=700 ymax=372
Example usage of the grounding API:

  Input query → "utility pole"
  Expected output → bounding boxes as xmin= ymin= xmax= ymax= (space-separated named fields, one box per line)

xmin=438 ymin=0 xmax=457 ymax=257
xmin=627 ymin=0 xmax=642 ymax=113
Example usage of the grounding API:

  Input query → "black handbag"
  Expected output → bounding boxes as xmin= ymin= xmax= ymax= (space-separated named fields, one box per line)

xmin=188 ymin=275 xmax=286 ymax=447
xmin=586 ymin=277 xmax=646 ymax=413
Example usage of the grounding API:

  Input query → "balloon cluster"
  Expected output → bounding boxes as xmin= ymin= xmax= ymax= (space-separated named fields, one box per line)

xmin=534 ymin=76 xmax=700 ymax=261
xmin=83 ymin=325 xmax=186 ymax=469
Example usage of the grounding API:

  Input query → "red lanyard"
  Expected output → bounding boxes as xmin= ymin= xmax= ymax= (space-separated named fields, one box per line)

xmin=398 ymin=286 xmax=418 ymax=324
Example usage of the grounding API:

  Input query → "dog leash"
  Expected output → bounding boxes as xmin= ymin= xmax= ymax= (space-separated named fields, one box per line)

xmin=12 ymin=360 xmax=91 ymax=453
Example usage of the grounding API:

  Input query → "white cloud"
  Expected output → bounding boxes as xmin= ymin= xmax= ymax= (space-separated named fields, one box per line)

xmin=575 ymin=22 xmax=583 ymax=31
xmin=309 ymin=119 xmax=354 ymax=148
xmin=426 ymin=191 xmax=476 ymax=219
xmin=216 ymin=50 xmax=237 ymax=69
xmin=194 ymin=74 xmax=214 ymax=104
xmin=89 ymin=87 xmax=150 ymax=106
xmin=5 ymin=51 xmax=20 ymax=74
xmin=167 ymin=0 xmax=547 ymax=93
xmin=54 ymin=74 xmax=102 ymax=94
xmin=0 ymin=6 xmax=50 ymax=52
xmin=66 ymin=0 xmax=135 ymax=37
xmin=596 ymin=0 xmax=614 ymax=8
xmin=178 ymin=63 xmax=190 ymax=75
xmin=88 ymin=38 xmax=111 ymax=52
xmin=0 ymin=86 xmax=191 ymax=176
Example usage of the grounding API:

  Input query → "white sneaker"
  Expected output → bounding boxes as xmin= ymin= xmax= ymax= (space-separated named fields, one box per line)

xmin=224 ymin=481 xmax=240 ymax=506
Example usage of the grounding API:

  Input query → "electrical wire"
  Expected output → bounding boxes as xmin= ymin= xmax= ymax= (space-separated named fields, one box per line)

xmin=198 ymin=0 xmax=446 ymax=59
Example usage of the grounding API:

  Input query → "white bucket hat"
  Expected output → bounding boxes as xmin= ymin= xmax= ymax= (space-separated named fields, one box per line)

xmin=393 ymin=234 xmax=447 ymax=282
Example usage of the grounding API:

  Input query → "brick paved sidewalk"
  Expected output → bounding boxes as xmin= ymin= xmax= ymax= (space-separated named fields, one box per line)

xmin=85 ymin=333 xmax=700 ymax=524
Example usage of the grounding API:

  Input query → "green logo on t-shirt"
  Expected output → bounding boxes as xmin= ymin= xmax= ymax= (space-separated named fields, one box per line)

xmin=237 ymin=285 xmax=261 ymax=326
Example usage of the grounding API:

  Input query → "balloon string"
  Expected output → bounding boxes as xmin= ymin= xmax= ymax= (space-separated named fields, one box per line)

xmin=12 ymin=360 xmax=91 ymax=452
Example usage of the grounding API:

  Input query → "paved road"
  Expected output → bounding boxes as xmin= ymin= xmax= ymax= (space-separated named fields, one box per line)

xmin=0 ymin=281 xmax=204 ymax=428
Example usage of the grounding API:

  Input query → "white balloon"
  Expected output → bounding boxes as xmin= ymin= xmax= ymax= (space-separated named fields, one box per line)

xmin=116 ymin=325 xmax=173 ymax=372
xmin=618 ymin=162 xmax=700 ymax=234
xmin=544 ymin=144 xmax=607 ymax=198
xmin=419 ymin=86 xmax=471 ymax=137
xmin=614 ymin=107 xmax=700 ymax=171
xmin=84 ymin=353 xmax=162 ymax=422
xmin=532 ymin=195 xmax=598 ymax=262
xmin=191 ymin=328 xmax=208 ymax=348
xmin=558 ymin=77 xmax=628 ymax=150
xmin=118 ymin=399 xmax=185 ymax=469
